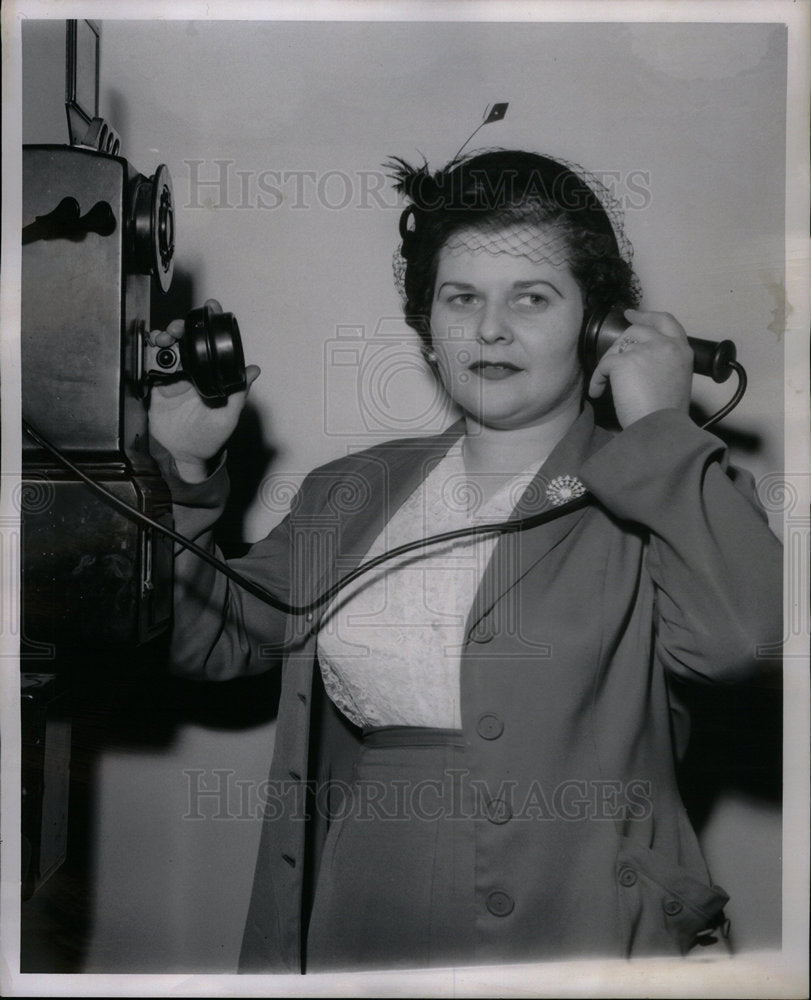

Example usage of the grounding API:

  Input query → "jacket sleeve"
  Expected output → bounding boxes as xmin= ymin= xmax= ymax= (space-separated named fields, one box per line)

xmin=151 ymin=439 xmax=297 ymax=681
xmin=579 ymin=409 xmax=783 ymax=684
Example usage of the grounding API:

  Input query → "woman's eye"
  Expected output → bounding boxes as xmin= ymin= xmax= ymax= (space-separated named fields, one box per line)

xmin=448 ymin=293 xmax=479 ymax=307
xmin=514 ymin=293 xmax=549 ymax=310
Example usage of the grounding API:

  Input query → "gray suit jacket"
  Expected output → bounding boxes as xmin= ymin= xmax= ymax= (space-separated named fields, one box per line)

xmin=159 ymin=406 xmax=782 ymax=972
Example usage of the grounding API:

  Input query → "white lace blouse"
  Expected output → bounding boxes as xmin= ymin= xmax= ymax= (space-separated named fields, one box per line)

xmin=316 ymin=439 xmax=546 ymax=729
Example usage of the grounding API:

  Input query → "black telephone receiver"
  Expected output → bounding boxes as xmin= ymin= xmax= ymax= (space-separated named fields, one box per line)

xmin=580 ymin=304 xmax=738 ymax=384
xmin=143 ymin=302 xmax=247 ymax=404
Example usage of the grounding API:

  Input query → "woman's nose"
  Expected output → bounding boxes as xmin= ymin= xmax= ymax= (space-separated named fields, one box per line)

xmin=476 ymin=302 xmax=513 ymax=343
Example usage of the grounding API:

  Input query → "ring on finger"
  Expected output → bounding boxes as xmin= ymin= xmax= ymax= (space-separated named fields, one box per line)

xmin=616 ymin=335 xmax=638 ymax=354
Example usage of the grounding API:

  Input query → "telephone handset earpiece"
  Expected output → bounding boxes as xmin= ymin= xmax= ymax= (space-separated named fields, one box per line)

xmin=579 ymin=304 xmax=738 ymax=384
xmin=143 ymin=301 xmax=247 ymax=404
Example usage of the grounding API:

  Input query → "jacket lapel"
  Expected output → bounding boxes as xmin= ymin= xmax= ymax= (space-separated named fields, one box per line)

xmin=305 ymin=421 xmax=466 ymax=619
xmin=464 ymin=406 xmax=613 ymax=639
xmin=301 ymin=408 xmax=613 ymax=636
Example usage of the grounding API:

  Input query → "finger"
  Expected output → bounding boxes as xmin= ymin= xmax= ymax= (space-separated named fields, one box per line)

xmin=151 ymin=329 xmax=176 ymax=347
xmin=245 ymin=365 xmax=261 ymax=390
xmin=152 ymin=378 xmax=194 ymax=399
xmin=623 ymin=309 xmax=685 ymax=340
xmin=623 ymin=318 xmax=692 ymax=368
xmin=608 ymin=325 xmax=654 ymax=351
xmin=148 ymin=320 xmax=184 ymax=346
xmin=204 ymin=298 xmax=223 ymax=314
xmin=587 ymin=361 xmax=611 ymax=399
xmin=587 ymin=338 xmax=645 ymax=397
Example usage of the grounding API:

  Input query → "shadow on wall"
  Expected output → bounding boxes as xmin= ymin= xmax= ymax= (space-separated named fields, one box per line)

xmin=673 ymin=673 xmax=782 ymax=833
xmin=671 ymin=667 xmax=783 ymax=951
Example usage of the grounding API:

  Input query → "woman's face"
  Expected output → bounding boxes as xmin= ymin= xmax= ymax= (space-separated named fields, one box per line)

xmin=429 ymin=227 xmax=585 ymax=431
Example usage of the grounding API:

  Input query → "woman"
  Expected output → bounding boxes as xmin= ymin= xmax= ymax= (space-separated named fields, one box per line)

xmin=148 ymin=149 xmax=782 ymax=972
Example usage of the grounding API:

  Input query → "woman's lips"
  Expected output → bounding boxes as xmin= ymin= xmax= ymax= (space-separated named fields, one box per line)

xmin=469 ymin=361 xmax=523 ymax=381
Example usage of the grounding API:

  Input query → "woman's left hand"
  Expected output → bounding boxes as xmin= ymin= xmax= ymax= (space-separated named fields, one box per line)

xmin=587 ymin=308 xmax=694 ymax=429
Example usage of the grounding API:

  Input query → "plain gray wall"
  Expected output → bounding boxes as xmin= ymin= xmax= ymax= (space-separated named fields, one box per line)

xmin=21 ymin=17 xmax=785 ymax=972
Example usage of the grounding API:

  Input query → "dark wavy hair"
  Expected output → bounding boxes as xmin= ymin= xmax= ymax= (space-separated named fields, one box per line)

xmin=387 ymin=149 xmax=641 ymax=351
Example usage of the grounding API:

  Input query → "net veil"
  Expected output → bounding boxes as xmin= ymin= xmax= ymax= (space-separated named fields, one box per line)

xmin=388 ymin=148 xmax=640 ymax=309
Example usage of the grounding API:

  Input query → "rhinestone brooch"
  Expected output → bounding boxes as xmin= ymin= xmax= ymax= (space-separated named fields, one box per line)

xmin=545 ymin=475 xmax=586 ymax=507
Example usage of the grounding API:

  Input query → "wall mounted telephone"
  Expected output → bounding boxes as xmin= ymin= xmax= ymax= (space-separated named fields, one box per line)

xmin=22 ymin=137 xmax=247 ymax=651
xmin=22 ymin=144 xmax=175 ymax=648
xmin=20 ymin=131 xmax=247 ymax=907
xmin=19 ymin=18 xmax=187 ymax=902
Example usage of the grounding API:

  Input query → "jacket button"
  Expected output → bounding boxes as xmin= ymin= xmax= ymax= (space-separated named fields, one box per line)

xmin=485 ymin=798 xmax=512 ymax=824
xmin=486 ymin=890 xmax=514 ymax=917
xmin=618 ymin=866 xmax=637 ymax=887
xmin=476 ymin=713 xmax=504 ymax=740
xmin=663 ymin=898 xmax=683 ymax=916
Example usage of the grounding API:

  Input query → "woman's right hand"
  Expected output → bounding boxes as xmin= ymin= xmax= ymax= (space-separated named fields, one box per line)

xmin=147 ymin=301 xmax=260 ymax=483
